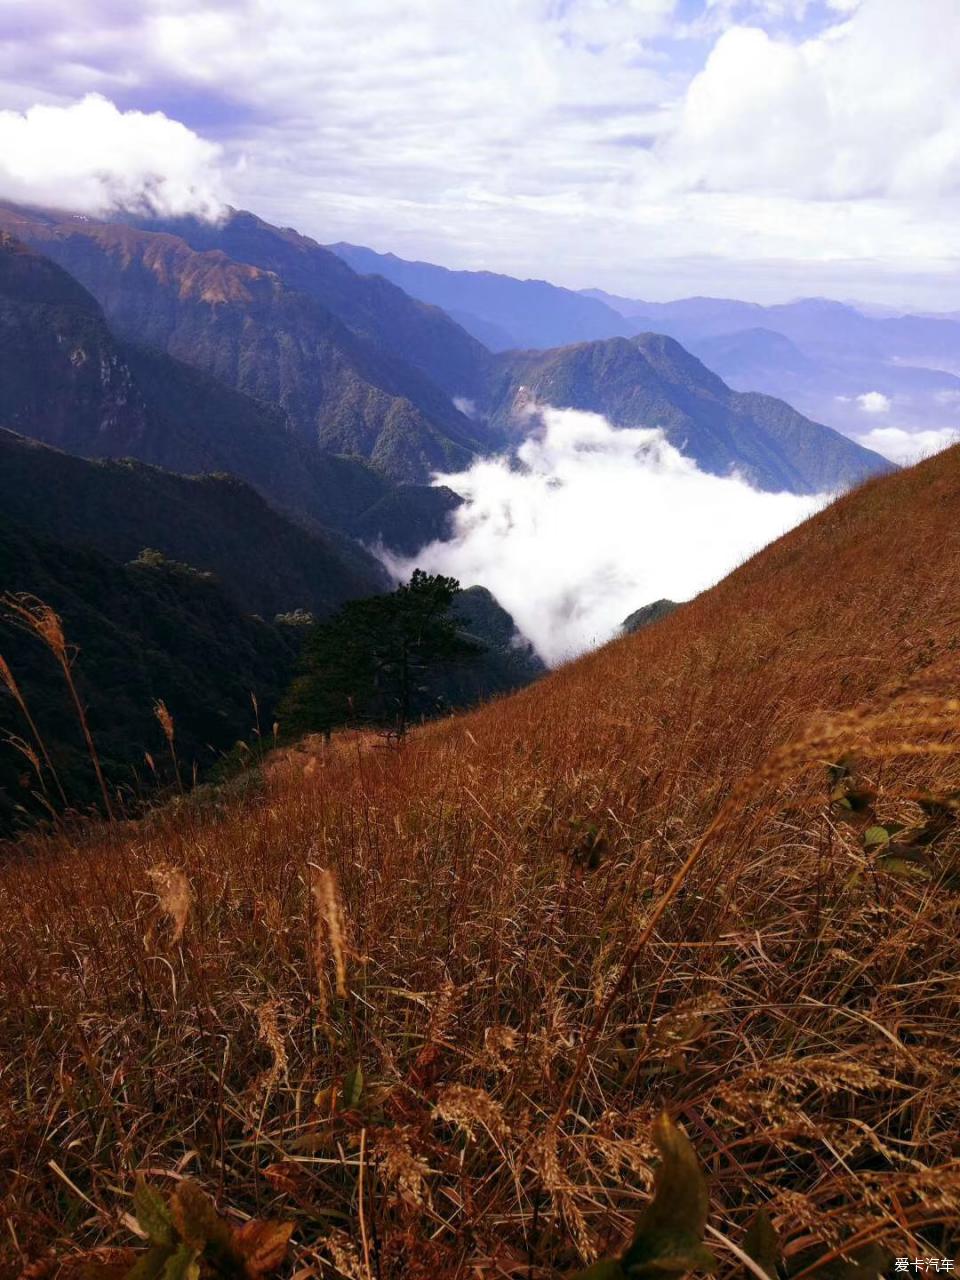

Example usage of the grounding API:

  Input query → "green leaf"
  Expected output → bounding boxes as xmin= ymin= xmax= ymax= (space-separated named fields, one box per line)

xmin=619 ymin=1113 xmax=717 ymax=1277
xmin=341 ymin=1063 xmax=364 ymax=1109
xmin=862 ymin=826 xmax=890 ymax=848
xmin=160 ymin=1244 xmax=200 ymax=1280
xmin=875 ymin=853 xmax=932 ymax=880
xmin=743 ymin=1210 xmax=779 ymax=1278
xmin=125 ymin=1245 xmax=175 ymax=1280
xmin=133 ymin=1179 xmax=175 ymax=1247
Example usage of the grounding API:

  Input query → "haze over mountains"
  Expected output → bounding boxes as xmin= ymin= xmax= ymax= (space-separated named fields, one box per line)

xmin=333 ymin=242 xmax=960 ymax=460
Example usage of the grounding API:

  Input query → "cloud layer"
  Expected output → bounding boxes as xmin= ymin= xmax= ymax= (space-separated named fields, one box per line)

xmin=663 ymin=0 xmax=960 ymax=201
xmin=390 ymin=406 xmax=824 ymax=665
xmin=0 ymin=1 xmax=957 ymax=304
xmin=855 ymin=426 xmax=959 ymax=465
xmin=0 ymin=94 xmax=227 ymax=217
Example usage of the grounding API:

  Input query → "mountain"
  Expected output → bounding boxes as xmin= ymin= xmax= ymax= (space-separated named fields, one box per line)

xmin=588 ymin=290 xmax=960 ymax=442
xmin=621 ymin=598 xmax=678 ymax=633
xmin=330 ymin=242 xmax=634 ymax=350
xmin=587 ymin=290 xmax=960 ymax=358
xmin=583 ymin=288 xmax=768 ymax=337
xmin=0 ymin=203 xmax=491 ymax=483
xmin=328 ymin=241 xmax=958 ymax=456
xmin=0 ymin=430 xmax=390 ymax=620
xmin=0 ymin=512 xmax=299 ymax=833
xmin=5 ymin=425 xmax=958 ymax=1268
xmin=449 ymin=585 xmax=546 ymax=700
xmin=4 ymin=211 xmax=892 ymax=502
xmin=0 ymin=230 xmax=458 ymax=548
xmin=486 ymin=332 xmax=891 ymax=493
xmin=136 ymin=210 xmax=494 ymax=402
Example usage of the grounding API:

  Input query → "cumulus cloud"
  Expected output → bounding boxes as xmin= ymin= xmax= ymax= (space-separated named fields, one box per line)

xmin=856 ymin=391 xmax=891 ymax=414
xmin=855 ymin=426 xmax=959 ymax=464
xmin=0 ymin=1 xmax=956 ymax=302
xmin=0 ymin=93 xmax=228 ymax=217
xmin=662 ymin=0 xmax=960 ymax=201
xmin=387 ymin=406 xmax=824 ymax=665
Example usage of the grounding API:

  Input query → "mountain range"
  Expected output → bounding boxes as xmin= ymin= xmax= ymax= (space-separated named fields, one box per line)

xmin=0 ymin=228 xmax=459 ymax=551
xmin=331 ymin=241 xmax=960 ymax=447
xmin=0 ymin=198 xmax=905 ymax=827
xmin=332 ymin=241 xmax=633 ymax=350
xmin=487 ymin=332 xmax=885 ymax=493
xmin=590 ymin=290 xmax=960 ymax=444
xmin=0 ymin=204 xmax=493 ymax=484
xmin=0 ymin=203 xmax=888 ymax=496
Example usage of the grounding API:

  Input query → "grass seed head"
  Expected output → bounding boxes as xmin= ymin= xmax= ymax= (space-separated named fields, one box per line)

xmin=146 ymin=862 xmax=193 ymax=943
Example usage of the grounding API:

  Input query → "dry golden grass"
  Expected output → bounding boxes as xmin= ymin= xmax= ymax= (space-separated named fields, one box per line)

xmin=3 ymin=447 xmax=960 ymax=1277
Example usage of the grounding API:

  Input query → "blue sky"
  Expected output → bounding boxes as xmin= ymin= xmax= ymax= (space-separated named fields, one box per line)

xmin=0 ymin=0 xmax=956 ymax=306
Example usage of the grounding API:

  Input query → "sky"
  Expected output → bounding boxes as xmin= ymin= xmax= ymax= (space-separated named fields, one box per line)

xmin=0 ymin=0 xmax=957 ymax=307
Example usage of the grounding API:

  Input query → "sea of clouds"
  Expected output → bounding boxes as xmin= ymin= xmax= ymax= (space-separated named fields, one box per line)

xmin=386 ymin=405 xmax=826 ymax=666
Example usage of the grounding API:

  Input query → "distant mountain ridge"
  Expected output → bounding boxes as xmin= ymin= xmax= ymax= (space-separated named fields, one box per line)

xmin=487 ymin=333 xmax=891 ymax=494
xmin=584 ymin=289 xmax=960 ymax=442
xmin=327 ymin=240 xmax=960 ymax=449
xmin=330 ymin=241 xmax=634 ymax=350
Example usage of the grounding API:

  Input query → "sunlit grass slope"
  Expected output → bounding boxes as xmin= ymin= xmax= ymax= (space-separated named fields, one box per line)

xmin=3 ymin=445 xmax=960 ymax=1277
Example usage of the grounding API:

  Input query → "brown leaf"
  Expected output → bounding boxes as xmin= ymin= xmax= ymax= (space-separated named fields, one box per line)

xmin=262 ymin=1161 xmax=305 ymax=1197
xmin=232 ymin=1220 xmax=294 ymax=1277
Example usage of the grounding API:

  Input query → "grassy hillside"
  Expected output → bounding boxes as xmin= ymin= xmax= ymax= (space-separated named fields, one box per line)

xmin=2 ymin=447 xmax=960 ymax=1275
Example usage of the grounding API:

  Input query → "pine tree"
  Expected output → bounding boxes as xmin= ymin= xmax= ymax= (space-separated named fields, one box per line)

xmin=281 ymin=571 xmax=478 ymax=739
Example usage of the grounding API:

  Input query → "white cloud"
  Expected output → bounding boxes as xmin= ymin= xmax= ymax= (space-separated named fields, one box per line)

xmin=662 ymin=0 xmax=960 ymax=200
xmin=0 ymin=1 xmax=957 ymax=303
xmin=855 ymin=426 xmax=959 ymax=464
xmin=387 ymin=405 xmax=824 ymax=665
xmin=856 ymin=391 xmax=891 ymax=414
xmin=0 ymin=93 xmax=228 ymax=217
